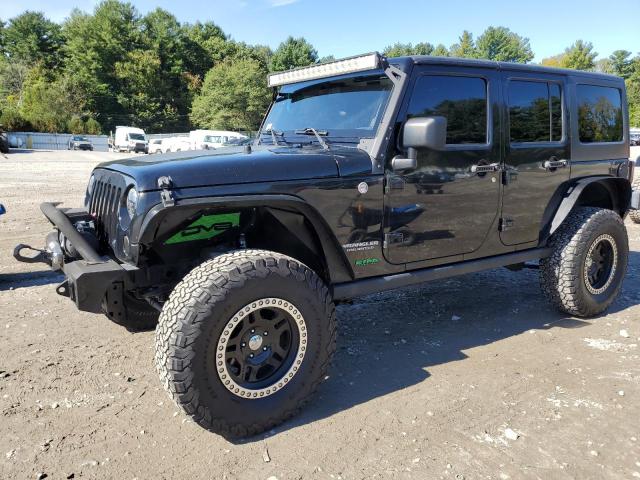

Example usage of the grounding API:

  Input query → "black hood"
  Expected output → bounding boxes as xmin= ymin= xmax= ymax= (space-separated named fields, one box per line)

xmin=97 ymin=144 xmax=373 ymax=191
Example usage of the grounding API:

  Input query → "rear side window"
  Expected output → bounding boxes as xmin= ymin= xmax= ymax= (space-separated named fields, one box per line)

xmin=407 ymin=75 xmax=488 ymax=145
xmin=508 ymin=80 xmax=563 ymax=143
xmin=577 ymin=85 xmax=623 ymax=143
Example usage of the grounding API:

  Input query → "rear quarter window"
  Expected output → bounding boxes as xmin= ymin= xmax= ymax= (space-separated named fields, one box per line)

xmin=576 ymin=85 xmax=623 ymax=143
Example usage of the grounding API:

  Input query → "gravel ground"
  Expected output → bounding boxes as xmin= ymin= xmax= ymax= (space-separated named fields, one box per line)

xmin=0 ymin=149 xmax=639 ymax=480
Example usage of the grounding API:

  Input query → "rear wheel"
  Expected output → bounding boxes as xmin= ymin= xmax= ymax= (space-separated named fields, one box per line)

xmin=630 ymin=178 xmax=640 ymax=224
xmin=155 ymin=249 xmax=336 ymax=438
xmin=540 ymin=207 xmax=628 ymax=317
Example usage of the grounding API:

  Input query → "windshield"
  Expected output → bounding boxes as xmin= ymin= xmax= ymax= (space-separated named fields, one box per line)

xmin=128 ymin=133 xmax=145 ymax=141
xmin=263 ymin=73 xmax=393 ymax=139
xmin=73 ymin=136 xmax=87 ymax=141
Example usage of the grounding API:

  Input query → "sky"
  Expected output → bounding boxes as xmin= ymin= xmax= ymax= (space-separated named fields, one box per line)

xmin=2 ymin=0 xmax=639 ymax=62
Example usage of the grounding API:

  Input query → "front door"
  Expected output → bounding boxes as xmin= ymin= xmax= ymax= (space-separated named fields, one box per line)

xmin=500 ymin=74 xmax=570 ymax=245
xmin=384 ymin=67 xmax=501 ymax=264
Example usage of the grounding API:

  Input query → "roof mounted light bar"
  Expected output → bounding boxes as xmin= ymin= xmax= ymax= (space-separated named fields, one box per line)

xmin=267 ymin=52 xmax=384 ymax=88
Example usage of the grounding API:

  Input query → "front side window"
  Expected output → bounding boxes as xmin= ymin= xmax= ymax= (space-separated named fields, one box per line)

xmin=406 ymin=75 xmax=488 ymax=145
xmin=264 ymin=73 xmax=393 ymax=138
xmin=508 ymin=80 xmax=563 ymax=143
xmin=577 ymin=85 xmax=623 ymax=143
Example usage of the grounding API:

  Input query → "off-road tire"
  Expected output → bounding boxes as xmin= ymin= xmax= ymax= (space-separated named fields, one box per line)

xmin=154 ymin=249 xmax=336 ymax=438
xmin=629 ymin=178 xmax=640 ymax=224
xmin=540 ymin=207 xmax=628 ymax=317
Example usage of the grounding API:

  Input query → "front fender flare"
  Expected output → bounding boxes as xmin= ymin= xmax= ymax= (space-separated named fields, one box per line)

xmin=137 ymin=194 xmax=353 ymax=284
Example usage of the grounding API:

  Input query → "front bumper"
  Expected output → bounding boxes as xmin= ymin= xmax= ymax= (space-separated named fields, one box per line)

xmin=14 ymin=203 xmax=134 ymax=313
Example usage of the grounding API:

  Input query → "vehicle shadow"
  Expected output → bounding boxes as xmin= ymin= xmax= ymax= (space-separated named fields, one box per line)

xmin=235 ymin=250 xmax=640 ymax=443
xmin=0 ymin=270 xmax=64 ymax=291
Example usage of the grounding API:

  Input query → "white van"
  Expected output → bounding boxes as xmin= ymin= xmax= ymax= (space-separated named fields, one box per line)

xmin=190 ymin=130 xmax=248 ymax=150
xmin=113 ymin=126 xmax=148 ymax=153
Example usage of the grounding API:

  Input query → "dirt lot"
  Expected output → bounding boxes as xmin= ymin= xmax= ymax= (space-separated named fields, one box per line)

xmin=0 ymin=149 xmax=639 ymax=480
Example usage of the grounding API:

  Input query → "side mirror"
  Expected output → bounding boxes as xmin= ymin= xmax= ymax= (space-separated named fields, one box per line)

xmin=391 ymin=116 xmax=448 ymax=172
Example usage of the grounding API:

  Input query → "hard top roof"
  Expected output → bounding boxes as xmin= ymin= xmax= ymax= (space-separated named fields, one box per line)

xmin=388 ymin=55 xmax=622 ymax=82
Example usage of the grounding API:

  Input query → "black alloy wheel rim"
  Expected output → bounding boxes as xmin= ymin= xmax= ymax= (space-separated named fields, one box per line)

xmin=216 ymin=298 xmax=307 ymax=398
xmin=584 ymin=234 xmax=618 ymax=295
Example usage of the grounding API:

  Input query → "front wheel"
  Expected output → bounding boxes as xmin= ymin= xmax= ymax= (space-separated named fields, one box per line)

xmin=540 ymin=207 xmax=628 ymax=317
xmin=155 ymin=249 xmax=336 ymax=438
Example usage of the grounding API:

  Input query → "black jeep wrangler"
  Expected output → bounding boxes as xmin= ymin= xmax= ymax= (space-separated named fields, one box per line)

xmin=14 ymin=53 xmax=640 ymax=438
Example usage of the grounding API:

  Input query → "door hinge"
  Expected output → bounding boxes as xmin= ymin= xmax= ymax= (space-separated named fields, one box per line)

xmin=502 ymin=167 xmax=518 ymax=185
xmin=384 ymin=232 xmax=404 ymax=248
xmin=157 ymin=176 xmax=175 ymax=207
xmin=385 ymin=176 xmax=405 ymax=193
xmin=499 ymin=217 xmax=514 ymax=232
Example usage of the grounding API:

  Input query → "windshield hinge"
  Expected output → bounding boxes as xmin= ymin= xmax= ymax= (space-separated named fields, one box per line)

xmin=157 ymin=176 xmax=175 ymax=208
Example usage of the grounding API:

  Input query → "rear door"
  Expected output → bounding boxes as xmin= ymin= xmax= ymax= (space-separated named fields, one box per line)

xmin=500 ymin=73 xmax=570 ymax=245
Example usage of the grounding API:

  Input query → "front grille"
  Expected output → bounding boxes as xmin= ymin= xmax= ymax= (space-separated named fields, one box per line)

xmin=89 ymin=179 xmax=122 ymax=246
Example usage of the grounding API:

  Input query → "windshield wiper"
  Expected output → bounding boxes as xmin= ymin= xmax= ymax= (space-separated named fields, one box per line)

xmin=259 ymin=127 xmax=285 ymax=146
xmin=294 ymin=127 xmax=330 ymax=151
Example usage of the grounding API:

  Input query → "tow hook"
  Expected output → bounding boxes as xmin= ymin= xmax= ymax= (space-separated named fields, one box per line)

xmin=13 ymin=232 xmax=64 ymax=270
xmin=13 ymin=244 xmax=50 ymax=265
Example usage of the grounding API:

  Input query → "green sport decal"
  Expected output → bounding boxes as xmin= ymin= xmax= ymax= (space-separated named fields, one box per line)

xmin=165 ymin=213 xmax=240 ymax=245
xmin=354 ymin=257 xmax=380 ymax=267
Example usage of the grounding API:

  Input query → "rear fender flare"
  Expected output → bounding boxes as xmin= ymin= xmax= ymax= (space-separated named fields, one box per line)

xmin=542 ymin=176 xmax=631 ymax=242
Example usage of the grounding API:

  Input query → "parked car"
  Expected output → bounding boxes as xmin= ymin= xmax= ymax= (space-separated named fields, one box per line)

xmin=169 ymin=137 xmax=192 ymax=152
xmin=14 ymin=52 xmax=640 ymax=439
xmin=222 ymin=136 xmax=253 ymax=147
xmin=68 ymin=135 xmax=93 ymax=151
xmin=201 ymin=132 xmax=249 ymax=149
xmin=148 ymin=138 xmax=163 ymax=154
xmin=160 ymin=138 xmax=173 ymax=154
xmin=113 ymin=126 xmax=148 ymax=153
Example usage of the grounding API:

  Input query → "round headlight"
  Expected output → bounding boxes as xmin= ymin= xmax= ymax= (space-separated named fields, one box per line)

xmin=87 ymin=174 xmax=96 ymax=195
xmin=126 ymin=188 xmax=139 ymax=218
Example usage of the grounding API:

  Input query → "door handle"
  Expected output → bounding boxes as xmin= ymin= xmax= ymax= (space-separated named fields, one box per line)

xmin=470 ymin=162 xmax=500 ymax=174
xmin=543 ymin=158 xmax=568 ymax=170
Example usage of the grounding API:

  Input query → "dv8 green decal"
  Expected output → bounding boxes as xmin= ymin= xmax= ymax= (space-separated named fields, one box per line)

xmin=354 ymin=257 xmax=380 ymax=267
xmin=165 ymin=213 xmax=240 ymax=245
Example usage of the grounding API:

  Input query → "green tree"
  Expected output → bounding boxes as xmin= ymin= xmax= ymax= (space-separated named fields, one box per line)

xmin=85 ymin=117 xmax=102 ymax=134
xmin=560 ymin=40 xmax=597 ymax=70
xmin=541 ymin=54 xmax=565 ymax=68
xmin=182 ymin=21 xmax=230 ymax=77
xmin=20 ymin=68 xmax=87 ymax=132
xmin=190 ymin=58 xmax=271 ymax=131
xmin=269 ymin=36 xmax=318 ymax=72
xmin=62 ymin=1 xmax=142 ymax=129
xmin=476 ymin=26 xmax=533 ymax=63
xmin=627 ymin=56 xmax=640 ymax=127
xmin=449 ymin=31 xmax=477 ymax=59
xmin=609 ymin=50 xmax=633 ymax=78
xmin=2 ymin=11 xmax=63 ymax=68
xmin=67 ymin=116 xmax=84 ymax=133
xmin=432 ymin=43 xmax=450 ymax=57
xmin=383 ymin=42 xmax=434 ymax=57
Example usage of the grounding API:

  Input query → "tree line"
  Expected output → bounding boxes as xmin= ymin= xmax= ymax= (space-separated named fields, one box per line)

xmin=0 ymin=2 xmax=638 ymax=135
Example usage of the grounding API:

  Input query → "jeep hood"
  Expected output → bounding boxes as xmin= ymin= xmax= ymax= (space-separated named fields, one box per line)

xmin=97 ymin=145 xmax=372 ymax=191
